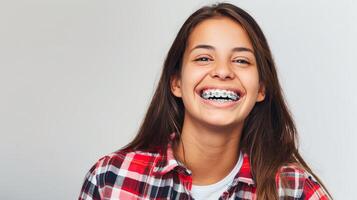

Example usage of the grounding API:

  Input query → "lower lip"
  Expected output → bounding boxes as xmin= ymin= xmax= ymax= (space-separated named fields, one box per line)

xmin=199 ymin=95 xmax=240 ymax=108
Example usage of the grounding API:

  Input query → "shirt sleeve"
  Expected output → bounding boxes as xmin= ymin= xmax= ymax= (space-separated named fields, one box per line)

xmin=78 ymin=159 xmax=103 ymax=200
xmin=78 ymin=152 xmax=129 ymax=200
xmin=275 ymin=164 xmax=332 ymax=200
xmin=301 ymin=175 xmax=332 ymax=200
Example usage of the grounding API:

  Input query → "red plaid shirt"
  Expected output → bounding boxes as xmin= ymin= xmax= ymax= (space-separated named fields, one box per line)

xmin=79 ymin=135 xmax=331 ymax=200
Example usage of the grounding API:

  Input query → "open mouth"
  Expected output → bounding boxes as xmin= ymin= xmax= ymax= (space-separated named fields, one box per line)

xmin=198 ymin=88 xmax=242 ymax=103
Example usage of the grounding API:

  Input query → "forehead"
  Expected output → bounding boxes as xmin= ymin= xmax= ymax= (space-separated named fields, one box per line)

xmin=187 ymin=16 xmax=253 ymax=50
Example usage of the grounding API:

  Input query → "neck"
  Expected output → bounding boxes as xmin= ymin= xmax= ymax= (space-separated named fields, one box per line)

xmin=173 ymin=114 xmax=243 ymax=185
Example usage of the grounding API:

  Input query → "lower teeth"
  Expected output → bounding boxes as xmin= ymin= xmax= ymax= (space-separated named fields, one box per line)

xmin=210 ymin=99 xmax=233 ymax=103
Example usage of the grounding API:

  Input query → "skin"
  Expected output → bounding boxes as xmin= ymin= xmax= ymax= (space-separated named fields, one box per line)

xmin=170 ymin=16 xmax=265 ymax=185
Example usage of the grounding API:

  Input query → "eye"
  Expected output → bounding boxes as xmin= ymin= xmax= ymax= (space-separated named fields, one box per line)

xmin=194 ymin=57 xmax=212 ymax=62
xmin=233 ymin=59 xmax=250 ymax=65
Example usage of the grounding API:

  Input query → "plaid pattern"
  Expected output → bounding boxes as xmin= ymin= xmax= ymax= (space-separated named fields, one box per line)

xmin=79 ymin=134 xmax=331 ymax=200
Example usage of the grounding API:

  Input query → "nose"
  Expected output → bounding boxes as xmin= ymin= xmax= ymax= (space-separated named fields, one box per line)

xmin=210 ymin=62 xmax=235 ymax=80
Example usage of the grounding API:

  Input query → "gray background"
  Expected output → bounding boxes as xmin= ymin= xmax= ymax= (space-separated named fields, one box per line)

xmin=1 ymin=0 xmax=356 ymax=199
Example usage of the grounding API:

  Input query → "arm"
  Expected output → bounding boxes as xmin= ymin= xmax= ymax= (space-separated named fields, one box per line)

xmin=78 ymin=158 xmax=104 ymax=200
xmin=301 ymin=175 xmax=332 ymax=200
xmin=275 ymin=164 xmax=332 ymax=200
xmin=78 ymin=154 xmax=117 ymax=200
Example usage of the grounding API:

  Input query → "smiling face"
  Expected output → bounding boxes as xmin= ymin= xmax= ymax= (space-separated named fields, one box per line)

xmin=170 ymin=16 xmax=265 ymax=130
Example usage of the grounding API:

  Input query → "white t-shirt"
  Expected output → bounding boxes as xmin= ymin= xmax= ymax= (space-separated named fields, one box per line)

xmin=190 ymin=151 xmax=243 ymax=200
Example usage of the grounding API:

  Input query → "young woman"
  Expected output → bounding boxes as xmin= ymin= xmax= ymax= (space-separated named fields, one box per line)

xmin=79 ymin=3 xmax=332 ymax=200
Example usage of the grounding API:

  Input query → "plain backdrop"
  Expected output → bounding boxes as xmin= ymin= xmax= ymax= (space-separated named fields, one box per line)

xmin=1 ymin=0 xmax=356 ymax=199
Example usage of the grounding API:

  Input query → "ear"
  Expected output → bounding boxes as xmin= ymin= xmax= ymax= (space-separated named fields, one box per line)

xmin=256 ymin=83 xmax=266 ymax=102
xmin=170 ymin=74 xmax=182 ymax=98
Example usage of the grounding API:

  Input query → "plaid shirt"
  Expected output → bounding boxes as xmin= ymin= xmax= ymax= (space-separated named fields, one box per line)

xmin=79 ymin=135 xmax=331 ymax=200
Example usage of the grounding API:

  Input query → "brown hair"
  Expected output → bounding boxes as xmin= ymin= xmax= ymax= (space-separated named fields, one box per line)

xmin=121 ymin=2 xmax=332 ymax=199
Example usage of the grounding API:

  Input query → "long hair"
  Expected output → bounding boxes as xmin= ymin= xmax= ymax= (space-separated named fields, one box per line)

xmin=121 ymin=2 xmax=331 ymax=199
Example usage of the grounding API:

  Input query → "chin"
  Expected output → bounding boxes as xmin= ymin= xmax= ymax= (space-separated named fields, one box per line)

xmin=204 ymin=118 xmax=241 ymax=129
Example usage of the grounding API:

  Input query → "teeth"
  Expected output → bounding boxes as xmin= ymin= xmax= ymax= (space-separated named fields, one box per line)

xmin=201 ymin=88 xmax=240 ymax=101
xmin=222 ymin=91 xmax=228 ymax=97
xmin=212 ymin=99 xmax=231 ymax=103
xmin=202 ymin=92 xmax=210 ymax=99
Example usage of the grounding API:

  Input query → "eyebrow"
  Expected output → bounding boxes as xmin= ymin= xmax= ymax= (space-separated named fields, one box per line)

xmin=189 ymin=44 xmax=254 ymax=54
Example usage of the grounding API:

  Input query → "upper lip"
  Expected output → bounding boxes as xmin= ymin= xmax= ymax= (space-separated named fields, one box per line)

xmin=197 ymin=86 xmax=244 ymax=97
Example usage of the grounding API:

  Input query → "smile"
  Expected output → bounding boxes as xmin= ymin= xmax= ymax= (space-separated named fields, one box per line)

xmin=197 ymin=87 xmax=244 ymax=108
xmin=200 ymin=88 xmax=240 ymax=101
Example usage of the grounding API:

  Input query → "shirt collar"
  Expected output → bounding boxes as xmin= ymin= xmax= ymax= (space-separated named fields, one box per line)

xmin=152 ymin=132 xmax=188 ymax=175
xmin=152 ymin=132 xmax=255 ymax=186
xmin=151 ymin=144 xmax=184 ymax=175
xmin=232 ymin=152 xmax=255 ymax=186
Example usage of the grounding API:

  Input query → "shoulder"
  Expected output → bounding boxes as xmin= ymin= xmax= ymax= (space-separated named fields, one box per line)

xmin=86 ymin=149 xmax=160 ymax=179
xmin=275 ymin=163 xmax=331 ymax=200
xmin=78 ymin=149 xmax=161 ymax=200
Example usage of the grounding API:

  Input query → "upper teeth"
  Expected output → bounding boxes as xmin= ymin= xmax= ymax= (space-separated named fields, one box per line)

xmin=201 ymin=89 xmax=239 ymax=101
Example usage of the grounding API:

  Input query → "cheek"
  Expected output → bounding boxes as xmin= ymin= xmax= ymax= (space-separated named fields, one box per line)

xmin=239 ymin=68 xmax=261 ymax=94
xmin=181 ymin=66 xmax=207 ymax=92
